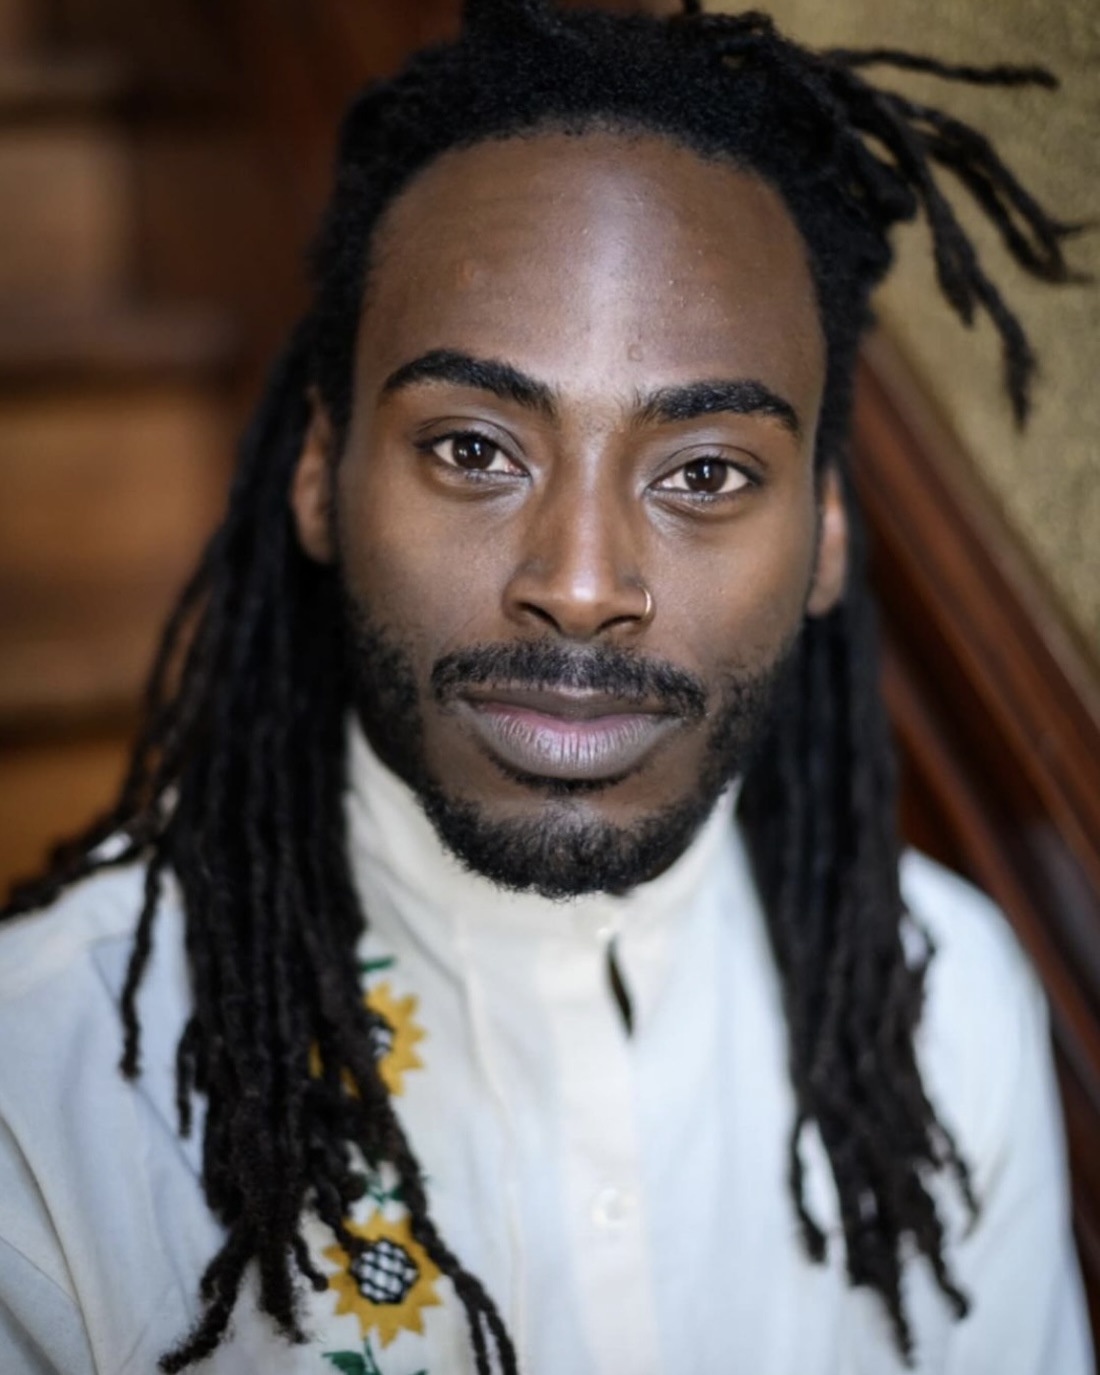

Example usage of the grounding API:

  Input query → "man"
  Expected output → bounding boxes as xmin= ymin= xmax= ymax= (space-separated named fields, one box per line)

xmin=0 ymin=2 xmax=1091 ymax=1373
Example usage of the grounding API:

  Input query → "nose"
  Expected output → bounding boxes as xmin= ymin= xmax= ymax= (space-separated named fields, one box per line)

xmin=502 ymin=473 xmax=651 ymax=640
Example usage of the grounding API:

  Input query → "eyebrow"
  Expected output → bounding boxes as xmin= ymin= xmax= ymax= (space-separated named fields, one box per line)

xmin=381 ymin=347 xmax=801 ymax=438
xmin=634 ymin=379 xmax=801 ymax=438
xmin=381 ymin=348 xmax=557 ymax=418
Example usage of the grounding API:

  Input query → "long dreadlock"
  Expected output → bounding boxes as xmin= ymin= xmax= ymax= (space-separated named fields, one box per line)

xmin=2 ymin=2 xmax=1076 ymax=1371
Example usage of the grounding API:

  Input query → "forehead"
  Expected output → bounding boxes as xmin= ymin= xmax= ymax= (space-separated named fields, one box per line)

xmin=358 ymin=129 xmax=825 ymax=404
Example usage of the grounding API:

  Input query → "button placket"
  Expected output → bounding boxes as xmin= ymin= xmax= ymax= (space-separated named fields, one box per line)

xmin=537 ymin=926 xmax=660 ymax=1375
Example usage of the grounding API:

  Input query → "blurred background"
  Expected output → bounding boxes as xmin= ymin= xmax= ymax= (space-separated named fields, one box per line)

xmin=759 ymin=0 xmax=1100 ymax=655
xmin=0 ymin=0 xmax=1097 ymax=1344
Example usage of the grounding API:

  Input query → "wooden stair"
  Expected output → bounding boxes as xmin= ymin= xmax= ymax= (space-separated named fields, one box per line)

xmin=0 ymin=12 xmax=235 ymax=888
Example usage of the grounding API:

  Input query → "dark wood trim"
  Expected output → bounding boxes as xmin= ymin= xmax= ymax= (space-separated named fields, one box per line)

xmin=856 ymin=336 xmax=1100 ymax=863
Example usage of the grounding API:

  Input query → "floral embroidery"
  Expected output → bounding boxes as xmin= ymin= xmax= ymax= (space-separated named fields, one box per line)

xmin=309 ymin=957 xmax=426 ymax=1098
xmin=313 ymin=957 xmax=437 ymax=1359
xmin=324 ymin=1212 xmax=443 ymax=1348
xmin=364 ymin=981 xmax=426 ymax=1095
xmin=359 ymin=957 xmax=397 ymax=977
xmin=322 ymin=1336 xmax=426 ymax=1375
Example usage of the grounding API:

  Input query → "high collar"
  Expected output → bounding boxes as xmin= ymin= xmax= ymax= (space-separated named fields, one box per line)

xmin=344 ymin=722 xmax=738 ymax=970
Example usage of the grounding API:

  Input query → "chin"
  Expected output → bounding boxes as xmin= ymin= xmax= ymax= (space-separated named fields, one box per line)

xmin=414 ymin=771 xmax=724 ymax=898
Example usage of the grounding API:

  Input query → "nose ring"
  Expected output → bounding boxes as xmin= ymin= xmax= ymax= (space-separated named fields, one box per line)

xmin=640 ymin=585 xmax=655 ymax=624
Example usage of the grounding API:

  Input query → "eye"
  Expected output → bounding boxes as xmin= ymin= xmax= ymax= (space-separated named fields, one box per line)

xmin=428 ymin=432 xmax=520 ymax=475
xmin=657 ymin=456 xmax=751 ymax=497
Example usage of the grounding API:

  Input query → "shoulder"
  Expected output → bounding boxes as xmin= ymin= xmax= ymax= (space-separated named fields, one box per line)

xmin=900 ymin=850 xmax=1042 ymax=1030
xmin=0 ymin=864 xmax=149 ymax=1004
xmin=0 ymin=856 xmax=196 ymax=1176
xmin=0 ymin=863 xmax=189 ymax=1132
xmin=899 ymin=852 xmax=1054 ymax=1179
xmin=900 ymin=850 xmax=1039 ymax=1007
xmin=0 ymin=868 xmax=211 ymax=1374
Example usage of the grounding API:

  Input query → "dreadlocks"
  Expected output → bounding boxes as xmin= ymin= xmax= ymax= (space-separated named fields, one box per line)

xmin=2 ymin=1 xmax=1076 ymax=1371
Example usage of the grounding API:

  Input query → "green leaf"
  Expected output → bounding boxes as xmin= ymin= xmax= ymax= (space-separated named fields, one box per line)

xmin=322 ymin=1353 xmax=367 ymax=1375
xmin=365 ymin=1180 xmax=404 ymax=1206
xmin=359 ymin=956 xmax=396 ymax=976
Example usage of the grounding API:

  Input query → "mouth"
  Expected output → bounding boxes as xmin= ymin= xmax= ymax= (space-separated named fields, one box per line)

xmin=454 ymin=685 xmax=681 ymax=782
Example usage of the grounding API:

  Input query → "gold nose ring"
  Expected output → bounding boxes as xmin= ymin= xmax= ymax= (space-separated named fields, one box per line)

xmin=640 ymin=586 xmax=655 ymax=624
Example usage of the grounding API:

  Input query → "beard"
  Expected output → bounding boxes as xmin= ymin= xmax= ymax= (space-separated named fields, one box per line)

xmin=342 ymin=594 xmax=797 ymax=899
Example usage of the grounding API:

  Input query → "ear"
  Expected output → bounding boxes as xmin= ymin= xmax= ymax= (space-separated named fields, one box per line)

xmin=290 ymin=396 xmax=337 ymax=565
xmin=805 ymin=464 xmax=848 ymax=617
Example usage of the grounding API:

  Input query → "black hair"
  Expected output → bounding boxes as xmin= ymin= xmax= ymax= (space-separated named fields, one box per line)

xmin=3 ymin=2 xmax=1076 ymax=1371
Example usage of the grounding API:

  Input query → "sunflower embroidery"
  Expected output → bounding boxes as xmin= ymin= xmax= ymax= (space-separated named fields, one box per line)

xmin=364 ymin=981 xmax=426 ymax=1096
xmin=309 ymin=959 xmax=427 ymax=1098
xmin=322 ymin=1338 xmax=425 ymax=1375
xmin=324 ymin=1212 xmax=444 ymax=1348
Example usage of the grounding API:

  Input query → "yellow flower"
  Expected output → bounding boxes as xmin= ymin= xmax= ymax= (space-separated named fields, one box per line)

xmin=364 ymin=981 xmax=426 ymax=1096
xmin=309 ymin=979 xmax=426 ymax=1098
xmin=324 ymin=1212 xmax=443 ymax=1347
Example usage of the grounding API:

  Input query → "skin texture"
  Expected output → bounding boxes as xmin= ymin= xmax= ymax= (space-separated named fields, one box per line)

xmin=293 ymin=130 xmax=846 ymax=858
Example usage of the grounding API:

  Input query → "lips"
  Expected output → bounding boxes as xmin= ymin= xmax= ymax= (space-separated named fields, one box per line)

xmin=454 ymin=686 xmax=679 ymax=782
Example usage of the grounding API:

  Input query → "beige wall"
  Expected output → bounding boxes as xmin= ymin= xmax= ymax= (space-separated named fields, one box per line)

xmin=716 ymin=0 xmax=1100 ymax=657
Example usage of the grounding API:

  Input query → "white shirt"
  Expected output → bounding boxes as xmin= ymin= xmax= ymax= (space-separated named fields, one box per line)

xmin=0 ymin=730 xmax=1091 ymax=1375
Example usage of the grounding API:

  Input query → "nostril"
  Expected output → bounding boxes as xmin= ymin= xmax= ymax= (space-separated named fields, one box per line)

xmin=517 ymin=601 xmax=561 ymax=633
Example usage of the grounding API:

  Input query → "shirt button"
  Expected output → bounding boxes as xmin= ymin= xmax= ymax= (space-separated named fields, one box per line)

xmin=591 ymin=1185 xmax=636 ymax=1229
xmin=575 ymin=907 xmax=616 ymax=943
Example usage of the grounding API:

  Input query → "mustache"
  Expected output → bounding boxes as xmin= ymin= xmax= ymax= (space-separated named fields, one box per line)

xmin=430 ymin=640 xmax=708 ymax=722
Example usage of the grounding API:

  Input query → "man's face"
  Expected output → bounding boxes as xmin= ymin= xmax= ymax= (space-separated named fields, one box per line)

xmin=293 ymin=131 xmax=843 ymax=895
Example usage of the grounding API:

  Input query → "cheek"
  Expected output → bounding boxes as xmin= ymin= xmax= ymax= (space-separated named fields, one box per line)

xmin=658 ymin=495 xmax=819 ymax=672
xmin=335 ymin=451 xmax=508 ymax=651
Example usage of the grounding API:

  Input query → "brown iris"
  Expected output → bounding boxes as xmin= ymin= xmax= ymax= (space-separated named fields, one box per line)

xmin=451 ymin=435 xmax=497 ymax=469
xmin=681 ymin=457 xmax=729 ymax=493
